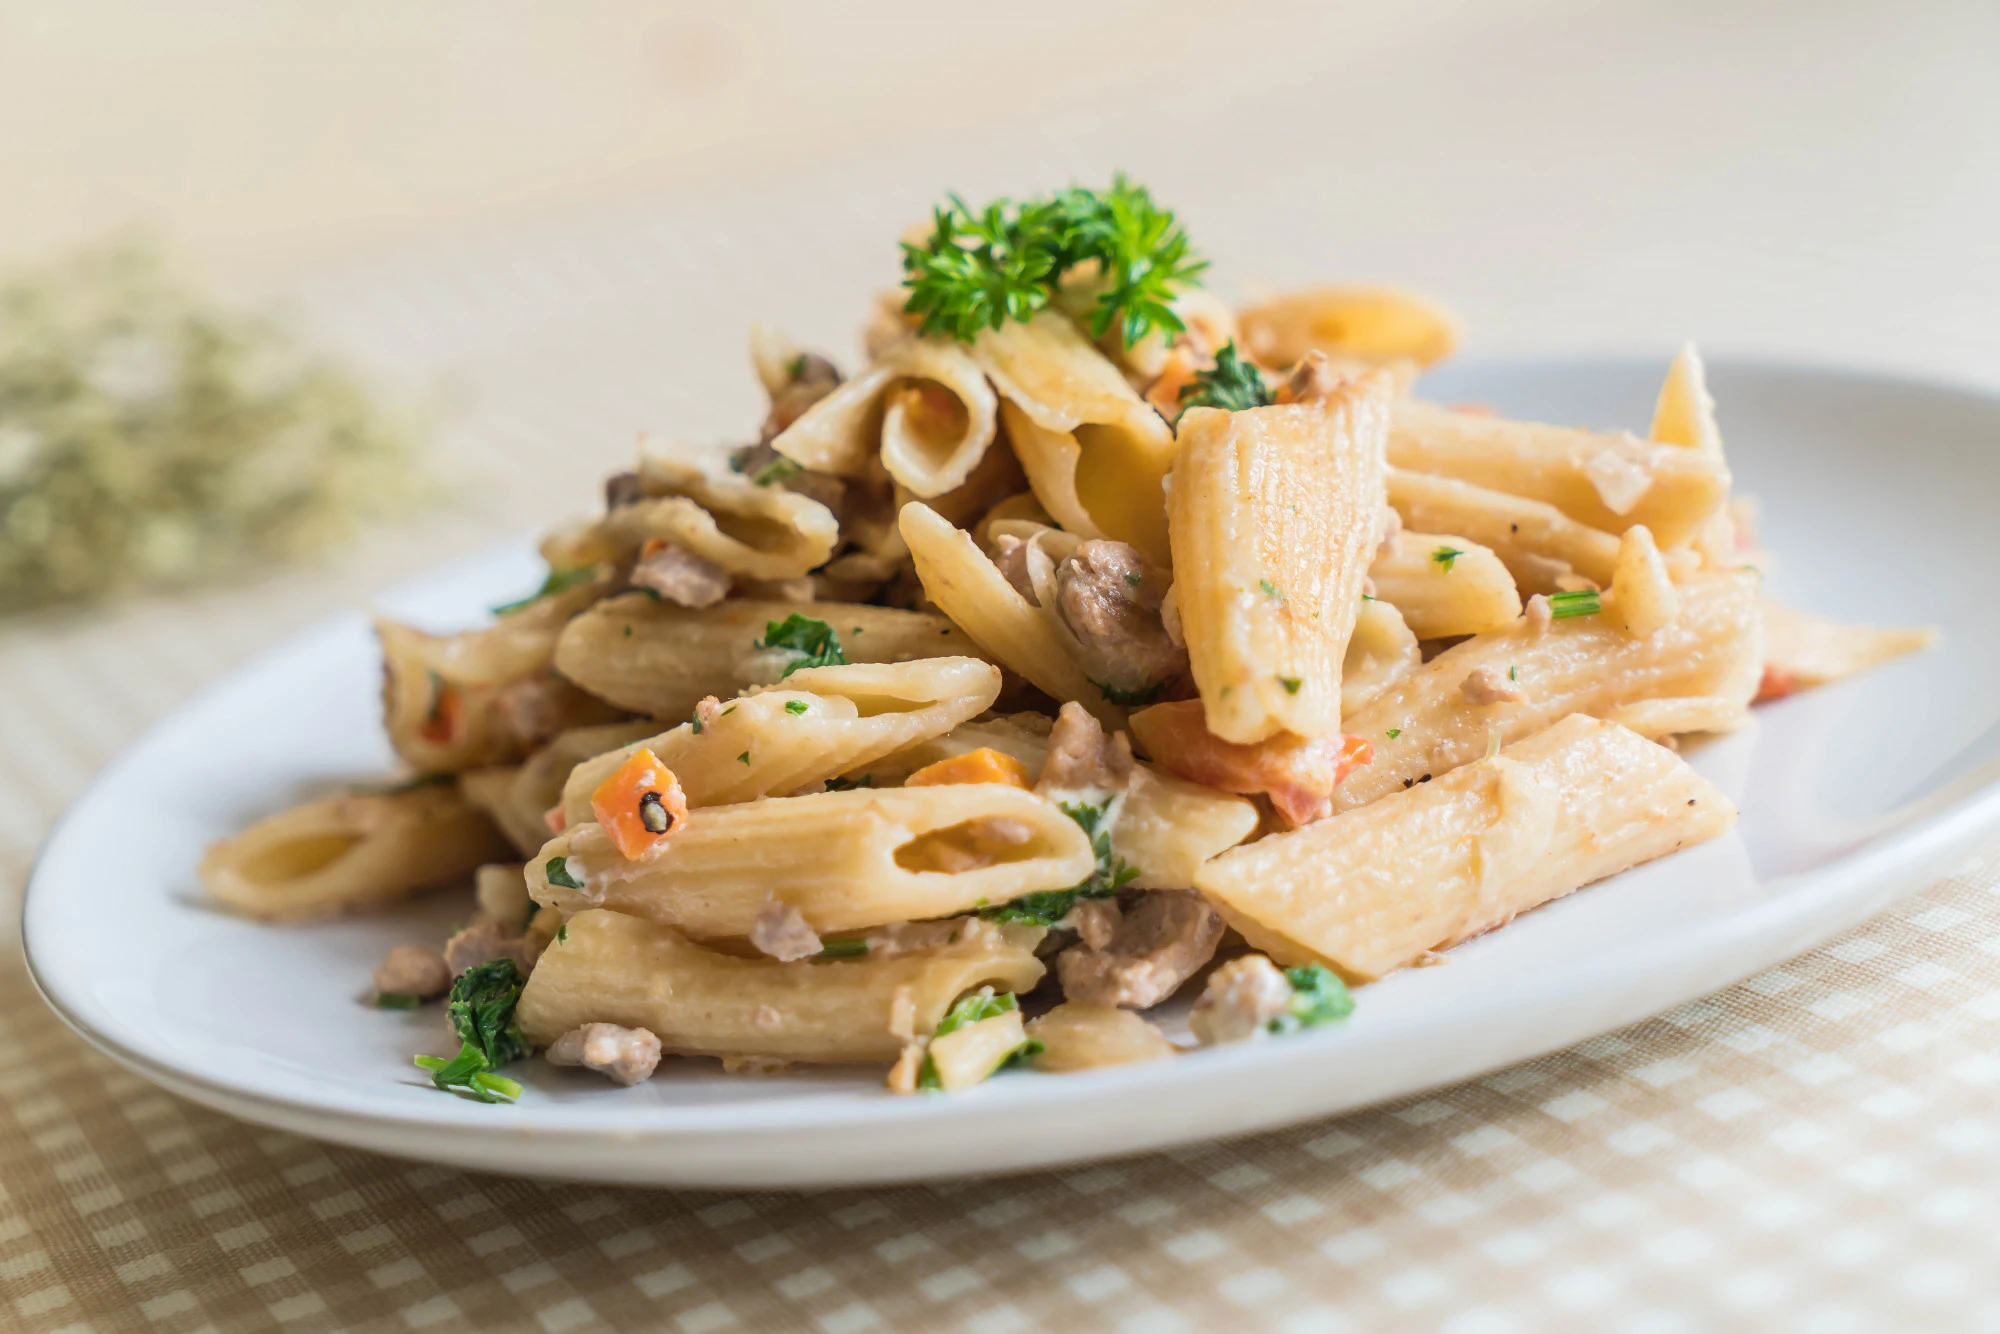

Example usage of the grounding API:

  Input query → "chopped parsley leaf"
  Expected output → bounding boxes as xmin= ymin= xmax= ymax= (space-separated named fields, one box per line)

xmin=755 ymin=614 xmax=846 ymax=677
xmin=1386 ymin=728 xmax=1402 ymax=739
xmin=979 ymin=797 xmax=1139 ymax=926
xmin=1548 ymin=589 xmax=1603 ymax=619
xmin=1123 ymin=572 xmax=1143 ymax=587
xmin=374 ymin=992 xmax=420 ymax=1010
xmin=1279 ymin=676 xmax=1302 ymax=695
xmin=1259 ymin=578 xmax=1284 ymax=602
xmin=1093 ymin=678 xmax=1163 ymax=707
xmin=737 ymin=751 xmax=751 ymax=765
xmin=825 ymin=775 xmax=874 ymax=791
xmin=812 ymin=938 xmax=870 ymax=961
xmin=545 ymin=856 xmax=584 ymax=890
xmin=491 ymin=564 xmax=599 ymax=617
xmin=916 ymin=988 xmax=1042 ymax=1090
xmin=1178 ymin=340 xmax=1272 ymax=416
xmin=1509 ymin=664 xmax=1519 ymax=681
xmin=1267 ymin=962 xmax=1356 ymax=1035
xmin=785 ymin=699 xmax=809 ymax=715
xmin=1431 ymin=546 xmax=1463 ymax=573
xmin=556 ymin=924 xmax=567 ymax=943
xmin=752 ymin=456 xmax=802 ymax=486
xmin=416 ymin=960 xmax=530 ymax=1103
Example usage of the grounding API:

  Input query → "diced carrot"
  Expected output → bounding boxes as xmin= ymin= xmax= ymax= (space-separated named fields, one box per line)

xmin=419 ymin=681 xmax=461 ymax=745
xmin=638 ymin=537 xmax=668 ymax=560
xmin=1754 ymin=665 xmax=1800 ymax=704
xmin=590 ymin=746 xmax=689 ymax=860
xmin=1132 ymin=699 xmax=1370 ymax=827
xmin=904 ymin=747 xmax=1033 ymax=790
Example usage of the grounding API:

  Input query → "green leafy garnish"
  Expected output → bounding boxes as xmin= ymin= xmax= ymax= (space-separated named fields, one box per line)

xmin=755 ymin=614 xmax=846 ymax=677
xmin=979 ymin=797 xmax=1139 ymax=926
xmin=737 ymin=751 xmax=751 ymax=765
xmin=1386 ymin=728 xmax=1402 ymax=739
xmin=1278 ymin=676 xmax=1302 ymax=695
xmin=900 ymin=176 xmax=1208 ymax=349
xmin=374 ymin=992 xmax=420 ymax=1010
xmin=1432 ymin=546 xmax=1463 ymax=573
xmin=824 ymin=775 xmax=874 ymax=791
xmin=556 ymin=924 xmax=568 ymax=943
xmin=1549 ymin=589 xmax=1603 ymax=619
xmin=1268 ymin=963 xmax=1356 ymax=1035
xmin=1178 ymin=340 xmax=1272 ymax=415
xmin=751 ymin=456 xmax=802 ymax=486
xmin=785 ymin=699 xmax=809 ymax=715
xmin=916 ymin=988 xmax=1042 ymax=1091
xmin=415 ymin=960 xmax=530 ymax=1103
xmin=1259 ymin=578 xmax=1285 ymax=603
xmin=812 ymin=938 xmax=870 ymax=961
xmin=545 ymin=856 xmax=583 ymax=890
xmin=1093 ymin=678 xmax=1163 ymax=708
xmin=491 ymin=564 xmax=599 ymax=617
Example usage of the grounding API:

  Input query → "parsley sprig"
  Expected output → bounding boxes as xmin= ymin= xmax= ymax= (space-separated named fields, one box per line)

xmin=414 ymin=960 xmax=530 ymax=1103
xmin=755 ymin=614 xmax=846 ymax=678
xmin=491 ymin=564 xmax=600 ymax=617
xmin=900 ymin=176 xmax=1208 ymax=349
xmin=1179 ymin=340 xmax=1272 ymax=415
xmin=916 ymin=989 xmax=1042 ymax=1090
xmin=1268 ymin=963 xmax=1356 ymax=1035
xmin=979 ymin=797 xmax=1139 ymax=927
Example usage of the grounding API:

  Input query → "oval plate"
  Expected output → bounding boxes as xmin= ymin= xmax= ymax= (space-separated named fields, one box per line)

xmin=24 ymin=357 xmax=2000 ymax=1189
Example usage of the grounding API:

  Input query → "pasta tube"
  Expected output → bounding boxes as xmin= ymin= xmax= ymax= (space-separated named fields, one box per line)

xmin=1387 ymin=467 xmax=1621 ymax=592
xmin=1389 ymin=402 xmax=1731 ymax=548
xmin=900 ymin=501 xmax=1125 ymax=730
xmin=553 ymin=593 xmax=985 ymax=720
xmin=1369 ymin=532 xmax=1522 ymax=639
xmin=1168 ymin=371 xmax=1391 ymax=744
xmin=557 ymin=657 xmax=1002 ymax=824
xmin=463 ymin=720 xmax=660 ymax=854
xmin=771 ymin=337 xmax=998 ymax=497
xmin=517 ymin=909 xmax=1045 ymax=1062
xmin=602 ymin=436 xmax=843 ymax=579
xmin=970 ymin=310 xmax=1177 ymax=564
xmin=1342 ymin=597 xmax=1421 ymax=715
xmin=1197 ymin=714 xmax=1735 ymax=979
xmin=1650 ymin=342 xmax=1725 ymax=461
xmin=1758 ymin=598 xmax=1937 ymax=700
xmin=1334 ymin=571 xmax=1761 ymax=810
xmin=200 ymin=780 xmax=512 ymax=921
xmin=528 ymin=784 xmax=1095 ymax=938
xmin=1238 ymin=286 xmax=1459 ymax=368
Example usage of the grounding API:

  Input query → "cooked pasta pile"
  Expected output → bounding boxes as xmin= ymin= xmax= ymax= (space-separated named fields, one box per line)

xmin=200 ymin=178 xmax=1935 ymax=1102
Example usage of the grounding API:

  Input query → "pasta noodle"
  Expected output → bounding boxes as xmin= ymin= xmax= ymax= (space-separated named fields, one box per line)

xmin=1758 ymin=598 xmax=1937 ymax=699
xmin=1167 ymin=372 xmax=1391 ymax=744
xmin=552 ymin=592 xmax=985 ymax=720
xmin=1386 ymin=467 xmax=1621 ymax=593
xmin=771 ymin=336 xmax=998 ymax=496
xmin=518 ymin=909 xmax=1045 ymax=1062
xmin=1197 ymin=714 xmax=1734 ymax=979
xmin=1368 ymin=531 xmax=1522 ymax=639
xmin=1341 ymin=597 xmax=1422 ymax=716
xmin=463 ymin=721 xmax=660 ymax=855
xmin=1237 ymin=286 xmax=1460 ymax=369
xmin=528 ymin=783 xmax=1095 ymax=938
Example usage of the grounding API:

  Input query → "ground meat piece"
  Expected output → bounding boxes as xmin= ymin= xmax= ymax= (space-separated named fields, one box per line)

xmin=1460 ymin=666 xmax=1524 ymax=706
xmin=749 ymin=897 xmax=822 ymax=962
xmin=1069 ymin=898 xmax=1122 ymax=951
xmin=1038 ymin=702 xmax=1135 ymax=795
xmin=758 ymin=356 xmax=842 ymax=445
xmin=731 ymin=440 xmax=848 ymax=516
xmin=1523 ymin=593 xmax=1553 ymax=637
xmin=629 ymin=542 xmax=730 ymax=609
xmin=1278 ymin=349 xmax=1340 ymax=405
xmin=603 ymin=470 xmax=646 ymax=510
xmin=1189 ymin=954 xmax=1295 ymax=1045
xmin=372 ymin=945 xmax=450 ymax=1000
xmin=493 ymin=677 xmax=571 ymax=749
xmin=1055 ymin=540 xmax=1186 ymax=698
xmin=546 ymin=1023 xmax=662 ymax=1086
xmin=443 ymin=921 xmax=544 ymax=977
xmin=991 ymin=534 xmax=1039 ymax=605
xmin=1057 ymin=891 xmax=1225 ymax=1009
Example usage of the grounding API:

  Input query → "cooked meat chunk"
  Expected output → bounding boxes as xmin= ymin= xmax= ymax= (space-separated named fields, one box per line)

xmin=1460 ymin=666 xmax=1524 ymax=706
xmin=1523 ymin=593 xmax=1553 ymax=637
xmin=1055 ymin=540 xmax=1186 ymax=699
xmin=1069 ymin=897 xmax=1122 ymax=951
xmin=443 ymin=921 xmax=545 ymax=977
xmin=750 ymin=897 xmax=823 ymax=962
xmin=372 ymin=945 xmax=450 ymax=1000
xmin=730 ymin=440 xmax=849 ymax=515
xmin=1038 ymin=702 xmax=1135 ymax=795
xmin=603 ymin=470 xmax=646 ymax=510
xmin=493 ymin=676 xmax=573 ymax=749
xmin=758 ymin=354 xmax=842 ymax=444
xmin=991 ymin=533 xmax=1039 ymax=605
xmin=1189 ymin=954 xmax=1294 ymax=1045
xmin=1056 ymin=890 xmax=1225 ymax=1009
xmin=1278 ymin=349 xmax=1340 ymax=405
xmin=546 ymin=1023 xmax=662 ymax=1086
xmin=629 ymin=542 xmax=730 ymax=609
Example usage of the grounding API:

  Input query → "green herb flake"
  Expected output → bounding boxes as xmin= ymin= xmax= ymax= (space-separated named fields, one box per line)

xmin=915 ymin=988 xmax=1041 ymax=1090
xmin=722 ymin=705 xmax=737 ymax=716
xmin=374 ymin=992 xmax=420 ymax=1010
xmin=752 ymin=456 xmax=802 ymax=486
xmin=416 ymin=960 xmax=530 ymax=1103
xmin=1092 ymin=678 xmax=1163 ymax=707
xmin=1431 ymin=546 xmax=1464 ymax=574
xmin=1259 ymin=578 xmax=1285 ymax=603
xmin=785 ymin=699 xmax=809 ymax=715
xmin=556 ymin=924 xmax=567 ymax=943
xmin=784 ymin=353 xmax=807 ymax=380
xmin=1386 ymin=728 xmax=1402 ymax=739
xmin=1178 ymin=340 xmax=1272 ymax=416
xmin=492 ymin=564 xmax=599 ymax=617
xmin=812 ymin=938 xmax=870 ymax=961
xmin=737 ymin=751 xmax=751 ymax=765
xmin=623 ymin=625 xmax=633 ymax=638
xmin=755 ymin=614 xmax=846 ymax=677
xmin=1123 ymin=572 xmax=1143 ymax=587
xmin=825 ymin=775 xmax=874 ymax=791
xmin=979 ymin=797 xmax=1138 ymax=927
xmin=1549 ymin=589 xmax=1604 ymax=620
xmin=1278 ymin=676 xmax=1302 ymax=695
xmin=545 ymin=856 xmax=584 ymax=890
xmin=1509 ymin=664 xmax=1519 ymax=682
xmin=1267 ymin=962 xmax=1356 ymax=1036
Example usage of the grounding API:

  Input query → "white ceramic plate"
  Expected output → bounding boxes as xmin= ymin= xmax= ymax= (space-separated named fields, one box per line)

xmin=25 ymin=357 xmax=2000 ymax=1189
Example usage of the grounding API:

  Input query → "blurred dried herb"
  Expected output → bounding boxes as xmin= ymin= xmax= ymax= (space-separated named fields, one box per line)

xmin=0 ymin=244 xmax=419 ymax=613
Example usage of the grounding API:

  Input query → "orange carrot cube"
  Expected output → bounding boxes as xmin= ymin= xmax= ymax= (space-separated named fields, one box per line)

xmin=590 ymin=746 xmax=688 ymax=860
xmin=903 ymin=747 xmax=1032 ymax=790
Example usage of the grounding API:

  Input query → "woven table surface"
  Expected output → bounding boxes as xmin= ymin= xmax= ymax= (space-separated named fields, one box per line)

xmin=9 ymin=3 xmax=2000 ymax=1329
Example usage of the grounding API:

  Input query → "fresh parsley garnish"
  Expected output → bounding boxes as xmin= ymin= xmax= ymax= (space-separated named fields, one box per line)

xmin=374 ymin=992 xmax=420 ymax=1010
xmin=1549 ymin=589 xmax=1603 ymax=619
xmin=1268 ymin=963 xmax=1356 ymax=1035
xmin=825 ymin=775 xmax=874 ymax=791
xmin=545 ymin=855 xmax=584 ymax=890
xmin=736 ymin=751 xmax=751 ymax=765
xmin=1092 ymin=678 xmax=1163 ymax=707
xmin=491 ymin=564 xmax=599 ymax=617
xmin=1259 ymin=578 xmax=1284 ymax=602
xmin=785 ymin=699 xmax=809 ymax=715
xmin=556 ymin=924 xmax=567 ymax=943
xmin=1178 ymin=340 xmax=1272 ymax=415
xmin=755 ymin=614 xmax=846 ymax=677
xmin=916 ymin=989 xmax=1042 ymax=1090
xmin=414 ymin=960 xmax=530 ymax=1103
xmin=1432 ymin=546 xmax=1464 ymax=573
xmin=900 ymin=176 xmax=1208 ymax=349
xmin=752 ymin=456 xmax=802 ymax=486
xmin=1386 ymin=728 xmax=1402 ymax=739
xmin=979 ymin=797 xmax=1139 ymax=926
xmin=1278 ymin=676 xmax=1302 ymax=695
xmin=812 ymin=938 xmax=870 ymax=961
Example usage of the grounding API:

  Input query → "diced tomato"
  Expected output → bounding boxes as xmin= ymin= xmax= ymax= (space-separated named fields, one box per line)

xmin=1135 ymin=700 xmax=1371 ymax=827
xmin=904 ymin=747 xmax=1033 ymax=790
xmin=590 ymin=746 xmax=689 ymax=860
xmin=418 ymin=682 xmax=461 ymax=745
xmin=1754 ymin=665 xmax=1800 ymax=704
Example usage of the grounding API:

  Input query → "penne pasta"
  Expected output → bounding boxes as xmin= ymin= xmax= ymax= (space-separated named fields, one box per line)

xmin=771 ymin=337 xmax=998 ymax=497
xmin=557 ymin=657 xmax=1001 ymax=824
xmin=970 ymin=310 xmax=1178 ymax=565
xmin=613 ymin=436 xmax=843 ymax=579
xmin=1758 ymin=598 xmax=1938 ymax=700
xmin=1168 ymin=372 xmax=1391 ymax=743
xmin=1238 ymin=286 xmax=1460 ymax=369
xmin=200 ymin=780 xmax=512 ymax=921
xmin=552 ymin=592 xmax=985 ymax=720
xmin=463 ymin=721 xmax=661 ymax=854
xmin=528 ymin=783 xmax=1095 ymax=938
xmin=900 ymin=501 xmax=1126 ymax=730
xmin=1387 ymin=467 xmax=1621 ymax=593
xmin=517 ymin=909 xmax=1046 ymax=1062
xmin=1651 ymin=342 xmax=1725 ymax=461
xmin=1603 ymin=524 xmax=1680 ymax=638
xmin=1197 ymin=714 xmax=1735 ymax=979
xmin=1342 ymin=597 xmax=1422 ymax=715
xmin=1369 ymin=531 xmax=1523 ymax=639
xmin=1389 ymin=401 xmax=1731 ymax=548
xmin=1334 ymin=571 xmax=1761 ymax=810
